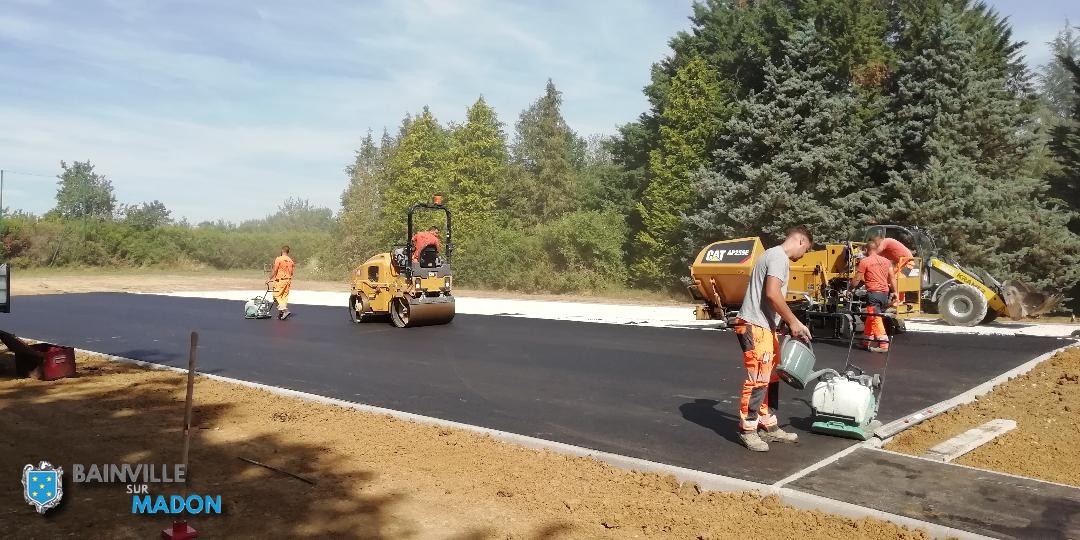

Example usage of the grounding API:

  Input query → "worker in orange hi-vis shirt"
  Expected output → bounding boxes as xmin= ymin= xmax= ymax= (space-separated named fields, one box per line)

xmin=269 ymin=246 xmax=296 ymax=320
xmin=848 ymin=240 xmax=896 ymax=352
xmin=869 ymin=235 xmax=914 ymax=307
xmin=411 ymin=226 xmax=441 ymax=262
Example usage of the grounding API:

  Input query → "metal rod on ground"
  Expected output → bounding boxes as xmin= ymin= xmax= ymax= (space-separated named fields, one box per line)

xmin=876 ymin=317 xmax=896 ymax=405
xmin=237 ymin=457 xmax=316 ymax=485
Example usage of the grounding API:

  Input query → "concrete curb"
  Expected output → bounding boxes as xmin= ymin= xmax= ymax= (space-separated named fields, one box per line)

xmin=875 ymin=339 xmax=1079 ymax=439
xmin=48 ymin=341 xmax=989 ymax=540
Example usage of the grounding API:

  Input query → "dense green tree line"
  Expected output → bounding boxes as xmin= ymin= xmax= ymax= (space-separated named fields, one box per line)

xmin=624 ymin=0 xmax=1080 ymax=296
xmin=0 ymin=161 xmax=336 ymax=274
xmin=334 ymin=81 xmax=630 ymax=292
xmin=5 ymin=1 xmax=1080 ymax=303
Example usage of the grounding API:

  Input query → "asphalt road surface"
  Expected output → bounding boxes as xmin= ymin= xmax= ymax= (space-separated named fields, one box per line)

xmin=3 ymin=293 xmax=1069 ymax=484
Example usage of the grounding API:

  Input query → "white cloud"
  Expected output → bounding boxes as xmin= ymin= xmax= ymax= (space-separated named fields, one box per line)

xmin=0 ymin=0 xmax=691 ymax=222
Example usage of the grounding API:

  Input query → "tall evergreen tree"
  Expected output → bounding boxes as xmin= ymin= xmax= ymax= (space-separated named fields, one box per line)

xmin=337 ymin=131 xmax=384 ymax=262
xmin=1038 ymin=22 xmax=1080 ymax=121
xmin=378 ymin=107 xmax=449 ymax=245
xmin=881 ymin=5 xmax=1080 ymax=289
xmin=506 ymin=79 xmax=580 ymax=224
xmin=444 ymin=96 xmax=508 ymax=236
xmin=790 ymin=0 xmax=894 ymax=92
xmin=632 ymin=56 xmax=730 ymax=287
xmin=617 ymin=1 xmax=795 ymax=175
xmin=878 ymin=2 xmax=1038 ymax=180
xmin=576 ymin=134 xmax=638 ymax=214
xmin=684 ymin=21 xmax=869 ymax=249
xmin=1048 ymin=54 xmax=1080 ymax=233
xmin=614 ymin=1 xmax=895 ymax=268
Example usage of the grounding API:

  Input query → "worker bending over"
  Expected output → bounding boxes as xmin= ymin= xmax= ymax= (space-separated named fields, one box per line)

xmin=848 ymin=239 xmax=896 ymax=352
xmin=269 ymin=246 xmax=295 ymax=320
xmin=869 ymin=234 xmax=913 ymax=307
xmin=411 ymin=226 xmax=441 ymax=262
xmin=732 ymin=225 xmax=813 ymax=452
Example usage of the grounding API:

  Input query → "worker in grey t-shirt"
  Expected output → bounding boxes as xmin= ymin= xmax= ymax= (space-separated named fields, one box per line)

xmin=738 ymin=245 xmax=792 ymax=331
xmin=731 ymin=226 xmax=814 ymax=452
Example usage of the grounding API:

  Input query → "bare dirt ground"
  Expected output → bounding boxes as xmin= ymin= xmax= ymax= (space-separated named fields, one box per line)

xmin=0 ymin=352 xmax=932 ymax=539
xmin=884 ymin=345 xmax=1080 ymax=487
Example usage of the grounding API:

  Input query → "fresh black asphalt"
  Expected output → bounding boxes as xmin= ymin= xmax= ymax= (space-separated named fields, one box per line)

xmin=2 ymin=292 xmax=1070 ymax=485
xmin=790 ymin=447 xmax=1080 ymax=539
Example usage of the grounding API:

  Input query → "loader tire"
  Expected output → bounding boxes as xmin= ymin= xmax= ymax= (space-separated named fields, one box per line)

xmin=938 ymin=284 xmax=988 ymax=327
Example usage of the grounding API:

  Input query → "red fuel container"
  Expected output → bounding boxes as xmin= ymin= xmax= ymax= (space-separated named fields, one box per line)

xmin=30 ymin=343 xmax=76 ymax=381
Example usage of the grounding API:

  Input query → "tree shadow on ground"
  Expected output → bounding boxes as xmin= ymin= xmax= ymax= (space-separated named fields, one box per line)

xmin=0 ymin=345 xmax=575 ymax=539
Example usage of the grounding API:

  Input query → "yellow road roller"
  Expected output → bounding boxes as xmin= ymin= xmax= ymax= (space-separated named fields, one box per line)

xmin=348 ymin=197 xmax=455 ymax=328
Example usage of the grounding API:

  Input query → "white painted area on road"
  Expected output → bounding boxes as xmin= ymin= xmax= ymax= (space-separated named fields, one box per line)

xmin=151 ymin=289 xmax=722 ymax=329
xmin=149 ymin=288 xmax=1080 ymax=337
xmin=902 ymin=319 xmax=1079 ymax=338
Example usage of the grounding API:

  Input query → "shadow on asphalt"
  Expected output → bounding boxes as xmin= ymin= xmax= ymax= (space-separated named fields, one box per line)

xmin=679 ymin=398 xmax=748 ymax=446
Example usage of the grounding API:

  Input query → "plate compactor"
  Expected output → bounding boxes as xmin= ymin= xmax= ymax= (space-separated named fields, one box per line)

xmin=244 ymin=282 xmax=275 ymax=320
xmin=775 ymin=312 xmax=896 ymax=441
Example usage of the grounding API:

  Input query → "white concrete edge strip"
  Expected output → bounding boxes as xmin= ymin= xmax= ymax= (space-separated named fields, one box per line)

xmin=875 ymin=340 xmax=1080 ymax=440
xmin=922 ymin=419 xmax=1017 ymax=462
xmin=49 ymin=341 xmax=986 ymax=540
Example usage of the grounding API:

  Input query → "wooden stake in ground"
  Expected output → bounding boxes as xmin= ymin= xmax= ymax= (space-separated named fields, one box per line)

xmin=163 ymin=331 xmax=200 ymax=540
xmin=182 ymin=331 xmax=197 ymax=491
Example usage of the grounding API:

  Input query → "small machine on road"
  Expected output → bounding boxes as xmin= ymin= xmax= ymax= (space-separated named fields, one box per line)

xmin=775 ymin=312 xmax=898 ymax=441
xmin=243 ymin=281 xmax=274 ymax=320
xmin=348 ymin=196 xmax=455 ymax=328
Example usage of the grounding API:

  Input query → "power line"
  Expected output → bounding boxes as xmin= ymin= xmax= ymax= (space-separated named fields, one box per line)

xmin=0 ymin=169 xmax=56 ymax=179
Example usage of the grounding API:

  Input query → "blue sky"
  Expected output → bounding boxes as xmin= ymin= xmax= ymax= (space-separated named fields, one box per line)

xmin=0 ymin=0 xmax=1077 ymax=224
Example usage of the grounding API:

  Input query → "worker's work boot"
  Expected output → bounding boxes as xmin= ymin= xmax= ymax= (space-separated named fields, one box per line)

xmin=279 ymin=309 xmax=291 ymax=320
xmin=739 ymin=431 xmax=769 ymax=452
xmin=868 ymin=336 xmax=889 ymax=353
xmin=760 ymin=426 xmax=799 ymax=443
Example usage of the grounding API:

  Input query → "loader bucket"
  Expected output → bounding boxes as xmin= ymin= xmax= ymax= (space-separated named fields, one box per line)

xmin=1001 ymin=279 xmax=1064 ymax=320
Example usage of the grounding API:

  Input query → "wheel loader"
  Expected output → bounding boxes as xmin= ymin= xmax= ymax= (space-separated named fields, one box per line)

xmin=348 ymin=196 xmax=455 ymax=328
xmin=860 ymin=224 xmax=1063 ymax=326
xmin=686 ymin=225 xmax=1062 ymax=334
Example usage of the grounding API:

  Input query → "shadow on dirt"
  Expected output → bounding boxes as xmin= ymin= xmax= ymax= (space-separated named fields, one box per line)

xmin=0 ymin=342 xmax=575 ymax=539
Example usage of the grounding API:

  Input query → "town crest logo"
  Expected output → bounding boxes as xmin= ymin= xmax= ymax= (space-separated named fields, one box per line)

xmin=23 ymin=461 xmax=63 ymax=513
